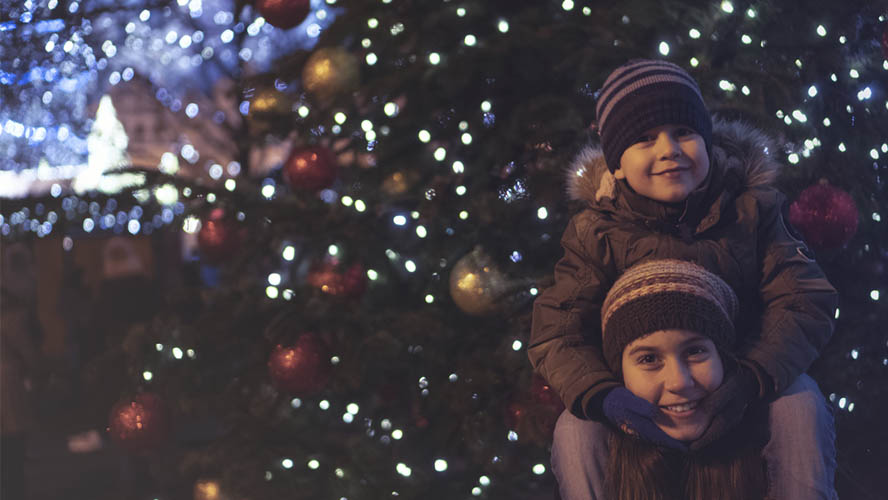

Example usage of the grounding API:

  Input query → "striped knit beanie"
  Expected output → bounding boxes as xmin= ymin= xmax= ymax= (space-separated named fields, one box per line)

xmin=596 ymin=59 xmax=712 ymax=173
xmin=600 ymin=259 xmax=738 ymax=373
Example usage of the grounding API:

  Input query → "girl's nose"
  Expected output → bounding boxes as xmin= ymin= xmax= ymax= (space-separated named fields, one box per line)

xmin=663 ymin=360 xmax=695 ymax=392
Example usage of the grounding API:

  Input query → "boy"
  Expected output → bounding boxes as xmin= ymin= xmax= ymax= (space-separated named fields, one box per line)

xmin=528 ymin=60 xmax=838 ymax=499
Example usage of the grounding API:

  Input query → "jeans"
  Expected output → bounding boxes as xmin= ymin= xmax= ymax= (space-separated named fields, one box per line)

xmin=551 ymin=373 xmax=838 ymax=500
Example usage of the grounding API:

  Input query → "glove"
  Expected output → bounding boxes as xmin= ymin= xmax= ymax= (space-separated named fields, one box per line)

xmin=602 ymin=387 xmax=688 ymax=451
xmin=689 ymin=363 xmax=759 ymax=452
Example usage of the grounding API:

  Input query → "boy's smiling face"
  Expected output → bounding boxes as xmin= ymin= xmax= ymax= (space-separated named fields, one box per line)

xmin=615 ymin=124 xmax=710 ymax=203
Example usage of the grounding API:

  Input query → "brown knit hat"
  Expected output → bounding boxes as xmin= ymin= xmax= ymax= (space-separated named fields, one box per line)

xmin=601 ymin=259 xmax=739 ymax=373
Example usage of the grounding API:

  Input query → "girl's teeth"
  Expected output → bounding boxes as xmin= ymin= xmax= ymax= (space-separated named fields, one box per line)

xmin=665 ymin=401 xmax=697 ymax=412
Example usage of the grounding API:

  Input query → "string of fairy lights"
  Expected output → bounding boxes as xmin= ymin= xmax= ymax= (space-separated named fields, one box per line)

xmin=2 ymin=1 xmax=886 ymax=497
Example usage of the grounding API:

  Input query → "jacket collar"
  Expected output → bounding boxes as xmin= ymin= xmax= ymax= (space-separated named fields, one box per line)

xmin=566 ymin=117 xmax=779 ymax=234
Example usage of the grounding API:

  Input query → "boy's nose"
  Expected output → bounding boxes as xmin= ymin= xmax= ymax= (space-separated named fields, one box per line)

xmin=656 ymin=133 xmax=681 ymax=159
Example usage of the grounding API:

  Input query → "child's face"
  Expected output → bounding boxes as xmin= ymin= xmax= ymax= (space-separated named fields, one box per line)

xmin=621 ymin=328 xmax=724 ymax=442
xmin=614 ymin=124 xmax=710 ymax=203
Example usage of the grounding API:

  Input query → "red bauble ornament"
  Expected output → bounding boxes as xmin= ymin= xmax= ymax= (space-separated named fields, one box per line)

xmin=283 ymin=145 xmax=338 ymax=192
xmin=504 ymin=376 xmax=565 ymax=445
xmin=268 ymin=333 xmax=330 ymax=396
xmin=107 ymin=393 xmax=170 ymax=452
xmin=307 ymin=260 xmax=366 ymax=299
xmin=197 ymin=208 xmax=246 ymax=264
xmin=255 ymin=0 xmax=311 ymax=30
xmin=788 ymin=182 xmax=858 ymax=250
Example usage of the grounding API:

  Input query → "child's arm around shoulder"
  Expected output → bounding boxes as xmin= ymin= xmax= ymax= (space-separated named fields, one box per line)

xmin=528 ymin=210 xmax=621 ymax=419
xmin=741 ymin=187 xmax=838 ymax=397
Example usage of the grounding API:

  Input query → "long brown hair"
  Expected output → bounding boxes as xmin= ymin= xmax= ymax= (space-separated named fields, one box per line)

xmin=604 ymin=404 xmax=769 ymax=500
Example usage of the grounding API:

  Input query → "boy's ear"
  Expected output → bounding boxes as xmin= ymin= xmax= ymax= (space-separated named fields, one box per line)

xmin=613 ymin=167 xmax=625 ymax=180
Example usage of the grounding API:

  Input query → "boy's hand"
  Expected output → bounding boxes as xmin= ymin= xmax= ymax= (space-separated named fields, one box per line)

xmin=602 ymin=387 xmax=688 ymax=451
xmin=689 ymin=364 xmax=759 ymax=452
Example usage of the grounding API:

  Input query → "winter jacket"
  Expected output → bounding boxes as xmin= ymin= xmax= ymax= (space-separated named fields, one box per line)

xmin=528 ymin=118 xmax=838 ymax=420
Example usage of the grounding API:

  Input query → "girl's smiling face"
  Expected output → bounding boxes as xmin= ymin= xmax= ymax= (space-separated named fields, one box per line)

xmin=621 ymin=328 xmax=724 ymax=441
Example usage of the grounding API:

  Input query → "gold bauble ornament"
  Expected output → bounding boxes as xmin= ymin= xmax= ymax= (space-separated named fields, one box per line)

xmin=449 ymin=246 xmax=514 ymax=316
xmin=302 ymin=47 xmax=359 ymax=100
xmin=194 ymin=478 xmax=228 ymax=500
xmin=250 ymin=87 xmax=293 ymax=115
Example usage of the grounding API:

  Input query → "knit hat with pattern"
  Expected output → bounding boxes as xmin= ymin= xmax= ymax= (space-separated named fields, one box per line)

xmin=600 ymin=259 xmax=738 ymax=373
xmin=596 ymin=59 xmax=712 ymax=173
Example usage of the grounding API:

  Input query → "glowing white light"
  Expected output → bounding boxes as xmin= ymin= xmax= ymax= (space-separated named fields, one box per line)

xmin=452 ymin=161 xmax=465 ymax=173
xmin=816 ymin=25 xmax=827 ymax=37
xmin=873 ymin=212 xmax=881 ymax=222
xmin=365 ymin=52 xmax=377 ymax=65
xmin=291 ymin=398 xmax=302 ymax=408
xmin=428 ymin=52 xmax=441 ymax=65
xmin=871 ymin=149 xmax=880 ymax=160
xmin=282 ymin=459 xmax=294 ymax=469
xmin=838 ymin=397 xmax=847 ymax=409
xmin=512 ymin=340 xmax=523 ymax=351
xmin=746 ymin=7 xmax=756 ymax=17
xmin=268 ymin=273 xmax=281 ymax=286
xmin=690 ymin=57 xmax=699 ymax=67
xmin=455 ymin=186 xmax=467 ymax=196
xmin=425 ymin=294 xmax=434 ymax=304
xmin=464 ymin=34 xmax=477 ymax=46
xmin=143 ymin=371 xmax=153 ymax=381
xmin=537 ymin=207 xmax=548 ymax=219
xmin=532 ymin=464 xmax=546 ymax=475
xmin=367 ymin=269 xmax=378 ymax=280
xmin=720 ymin=1 xmax=734 ymax=13
xmin=396 ymin=463 xmax=412 ymax=477
xmin=498 ymin=20 xmax=509 ymax=33
xmin=342 ymin=413 xmax=354 ymax=423
xmin=791 ymin=110 xmax=807 ymax=122
xmin=308 ymin=460 xmax=320 ymax=470
xmin=461 ymin=133 xmax=472 ymax=145
xmin=472 ymin=488 xmax=482 ymax=496
xmin=405 ymin=260 xmax=416 ymax=273
xmin=328 ymin=244 xmax=339 ymax=256
xmin=658 ymin=41 xmax=670 ymax=55
xmin=871 ymin=290 xmax=880 ymax=301
xmin=688 ymin=28 xmax=701 ymax=39
xmin=719 ymin=80 xmax=736 ymax=91
xmin=530 ymin=287 xmax=539 ymax=296
xmin=319 ymin=400 xmax=330 ymax=410
xmin=355 ymin=200 xmax=367 ymax=212
xmin=808 ymin=85 xmax=818 ymax=97
xmin=456 ymin=7 xmax=466 ymax=16
xmin=173 ymin=347 xmax=184 ymax=359
xmin=418 ymin=130 xmax=431 ymax=142
xmin=741 ymin=85 xmax=750 ymax=95
xmin=849 ymin=69 xmax=859 ymax=78
xmin=479 ymin=476 xmax=491 ymax=487
xmin=266 ymin=286 xmax=279 ymax=299
xmin=334 ymin=112 xmax=347 ymax=124
xmin=224 ymin=179 xmax=236 ymax=192
xmin=416 ymin=226 xmax=427 ymax=238
xmin=788 ymin=153 xmax=800 ymax=164
xmin=367 ymin=18 xmax=379 ymax=28
xmin=156 ymin=343 xmax=164 ymax=352
xmin=838 ymin=143 xmax=846 ymax=152
xmin=835 ymin=308 xmax=840 ymax=319
xmin=393 ymin=215 xmax=407 ymax=226
xmin=297 ymin=105 xmax=310 ymax=117
xmin=851 ymin=349 xmax=859 ymax=360
xmin=741 ymin=34 xmax=752 ymax=44
xmin=384 ymin=102 xmax=399 ymax=116
xmin=561 ymin=0 xmax=574 ymax=10
xmin=434 ymin=459 xmax=448 ymax=472
xmin=858 ymin=87 xmax=872 ymax=100
xmin=459 ymin=211 xmax=469 ymax=220
xmin=433 ymin=147 xmax=447 ymax=161
xmin=508 ymin=430 xmax=518 ymax=441
xmin=186 ymin=349 xmax=196 ymax=359
xmin=481 ymin=100 xmax=492 ymax=112
xmin=347 ymin=403 xmax=359 ymax=415
xmin=392 ymin=429 xmax=403 ymax=439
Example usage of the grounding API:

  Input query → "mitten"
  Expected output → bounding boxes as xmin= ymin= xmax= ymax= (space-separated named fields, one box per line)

xmin=689 ymin=363 xmax=759 ymax=452
xmin=602 ymin=387 xmax=688 ymax=451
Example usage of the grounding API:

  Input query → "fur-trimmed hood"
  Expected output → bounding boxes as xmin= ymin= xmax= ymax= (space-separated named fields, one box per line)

xmin=566 ymin=118 xmax=780 ymax=207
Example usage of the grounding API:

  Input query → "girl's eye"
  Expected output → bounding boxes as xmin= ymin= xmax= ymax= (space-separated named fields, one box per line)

xmin=675 ymin=127 xmax=695 ymax=138
xmin=686 ymin=345 xmax=709 ymax=358
xmin=633 ymin=134 xmax=655 ymax=144
xmin=637 ymin=354 xmax=658 ymax=365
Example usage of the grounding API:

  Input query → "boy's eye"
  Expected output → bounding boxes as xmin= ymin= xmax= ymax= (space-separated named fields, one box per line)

xmin=633 ymin=134 xmax=655 ymax=144
xmin=675 ymin=127 xmax=695 ymax=138
xmin=686 ymin=345 xmax=709 ymax=358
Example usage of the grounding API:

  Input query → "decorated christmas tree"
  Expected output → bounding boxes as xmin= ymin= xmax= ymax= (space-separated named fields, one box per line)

xmin=2 ymin=1 xmax=886 ymax=498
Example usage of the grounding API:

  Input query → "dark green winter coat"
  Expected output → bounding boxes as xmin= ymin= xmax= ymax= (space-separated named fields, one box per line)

xmin=528 ymin=118 xmax=838 ymax=419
